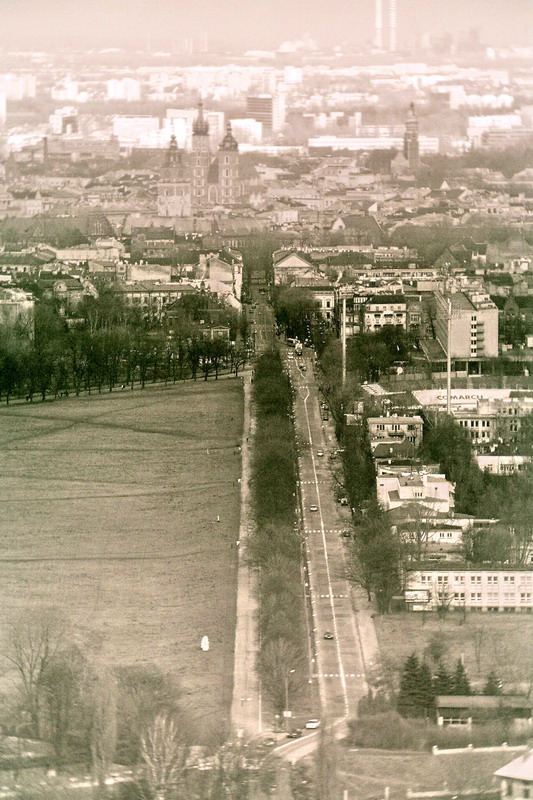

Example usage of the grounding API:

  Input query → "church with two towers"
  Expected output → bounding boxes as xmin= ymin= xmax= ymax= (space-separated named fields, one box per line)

xmin=157 ymin=103 xmax=245 ymax=217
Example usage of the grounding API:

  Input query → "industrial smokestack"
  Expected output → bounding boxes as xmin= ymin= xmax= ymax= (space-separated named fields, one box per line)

xmin=375 ymin=0 xmax=383 ymax=49
xmin=389 ymin=0 xmax=397 ymax=52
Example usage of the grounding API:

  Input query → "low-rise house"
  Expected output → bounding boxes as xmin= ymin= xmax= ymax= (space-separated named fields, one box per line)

xmin=368 ymin=414 xmax=424 ymax=449
xmin=0 ymin=287 xmax=34 ymax=335
xmin=494 ymin=746 xmax=533 ymax=799
xmin=436 ymin=695 xmax=533 ymax=728
xmin=273 ymin=250 xmax=316 ymax=285
xmin=377 ymin=471 xmax=455 ymax=514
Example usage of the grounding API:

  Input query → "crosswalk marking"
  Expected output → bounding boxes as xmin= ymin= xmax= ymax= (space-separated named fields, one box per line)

xmin=314 ymin=673 xmax=363 ymax=679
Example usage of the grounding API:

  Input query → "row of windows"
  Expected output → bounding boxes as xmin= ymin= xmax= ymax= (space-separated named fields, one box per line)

xmin=445 ymin=592 xmax=532 ymax=603
xmin=420 ymin=574 xmax=530 ymax=584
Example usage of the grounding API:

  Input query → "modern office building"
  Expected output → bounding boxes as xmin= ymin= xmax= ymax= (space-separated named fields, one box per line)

xmin=435 ymin=291 xmax=499 ymax=359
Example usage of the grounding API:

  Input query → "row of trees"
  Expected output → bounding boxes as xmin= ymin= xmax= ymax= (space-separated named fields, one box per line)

xmin=397 ymin=654 xmax=472 ymax=718
xmin=246 ymin=350 xmax=308 ymax=720
xmin=0 ymin=291 xmax=249 ymax=404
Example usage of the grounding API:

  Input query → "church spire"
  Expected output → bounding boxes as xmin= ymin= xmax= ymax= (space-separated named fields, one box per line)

xmin=219 ymin=122 xmax=238 ymax=151
xmin=193 ymin=100 xmax=209 ymax=136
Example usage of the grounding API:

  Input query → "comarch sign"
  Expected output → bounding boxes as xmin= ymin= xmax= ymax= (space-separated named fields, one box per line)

xmin=413 ymin=389 xmax=514 ymax=408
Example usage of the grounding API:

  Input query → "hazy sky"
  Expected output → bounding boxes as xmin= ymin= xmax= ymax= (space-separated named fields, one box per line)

xmin=0 ymin=0 xmax=531 ymax=50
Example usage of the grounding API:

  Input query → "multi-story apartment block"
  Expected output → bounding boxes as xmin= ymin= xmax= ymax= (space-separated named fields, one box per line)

xmin=435 ymin=291 xmax=499 ymax=359
xmin=367 ymin=415 xmax=424 ymax=449
xmin=405 ymin=566 xmax=533 ymax=613
xmin=363 ymin=294 xmax=407 ymax=332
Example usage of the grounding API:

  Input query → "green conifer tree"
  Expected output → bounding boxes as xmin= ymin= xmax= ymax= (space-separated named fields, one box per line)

xmin=433 ymin=661 xmax=452 ymax=695
xmin=397 ymin=653 xmax=423 ymax=718
xmin=452 ymin=659 xmax=471 ymax=695
xmin=483 ymin=670 xmax=502 ymax=696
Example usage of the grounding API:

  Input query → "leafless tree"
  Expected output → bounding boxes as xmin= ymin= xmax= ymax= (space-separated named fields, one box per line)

xmin=41 ymin=644 xmax=86 ymax=770
xmin=86 ymin=668 xmax=117 ymax=799
xmin=313 ymin=719 xmax=340 ymax=800
xmin=470 ymin=627 xmax=485 ymax=674
xmin=139 ymin=713 xmax=189 ymax=800
xmin=1 ymin=608 xmax=68 ymax=737
xmin=259 ymin=638 xmax=306 ymax=719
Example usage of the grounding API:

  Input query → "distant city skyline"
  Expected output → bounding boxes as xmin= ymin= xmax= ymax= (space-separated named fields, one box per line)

xmin=0 ymin=0 xmax=531 ymax=51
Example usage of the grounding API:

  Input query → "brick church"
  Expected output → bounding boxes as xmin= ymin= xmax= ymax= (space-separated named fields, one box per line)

xmin=157 ymin=103 xmax=246 ymax=216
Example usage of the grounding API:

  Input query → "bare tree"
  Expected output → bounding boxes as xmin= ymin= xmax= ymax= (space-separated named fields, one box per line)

xmin=313 ymin=719 xmax=340 ymax=800
xmin=41 ymin=644 xmax=86 ymax=770
xmin=86 ymin=668 xmax=117 ymax=799
xmin=470 ymin=627 xmax=485 ymax=674
xmin=259 ymin=638 xmax=306 ymax=720
xmin=140 ymin=713 xmax=189 ymax=800
xmin=1 ymin=608 xmax=68 ymax=737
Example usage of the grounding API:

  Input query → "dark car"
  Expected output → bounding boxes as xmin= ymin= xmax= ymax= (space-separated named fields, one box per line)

xmin=287 ymin=728 xmax=302 ymax=738
xmin=323 ymin=631 xmax=334 ymax=640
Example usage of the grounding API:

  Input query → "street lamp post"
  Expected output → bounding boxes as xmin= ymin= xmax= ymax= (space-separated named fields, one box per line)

xmin=284 ymin=668 xmax=295 ymax=729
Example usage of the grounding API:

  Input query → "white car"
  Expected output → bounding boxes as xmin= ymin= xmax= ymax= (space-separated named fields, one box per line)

xmin=305 ymin=719 xmax=320 ymax=729
xmin=309 ymin=505 xmax=318 ymax=512
xmin=316 ymin=450 xmax=324 ymax=457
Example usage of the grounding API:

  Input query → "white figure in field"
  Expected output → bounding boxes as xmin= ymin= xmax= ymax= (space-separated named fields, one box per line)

xmin=201 ymin=635 xmax=209 ymax=652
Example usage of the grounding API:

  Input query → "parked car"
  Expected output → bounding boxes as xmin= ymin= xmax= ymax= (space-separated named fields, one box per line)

xmin=317 ymin=449 xmax=324 ymax=457
xmin=323 ymin=631 xmax=334 ymax=640
xmin=338 ymin=497 xmax=348 ymax=506
xmin=309 ymin=504 xmax=318 ymax=512
xmin=262 ymin=737 xmax=276 ymax=746
xmin=305 ymin=719 xmax=320 ymax=729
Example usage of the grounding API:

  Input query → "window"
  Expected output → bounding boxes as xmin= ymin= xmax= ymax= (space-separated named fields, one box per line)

xmin=471 ymin=575 xmax=482 ymax=584
xmin=504 ymin=576 xmax=515 ymax=584
xmin=437 ymin=575 xmax=449 ymax=584
xmin=454 ymin=575 xmax=465 ymax=584
xmin=454 ymin=592 xmax=465 ymax=601
xmin=470 ymin=592 xmax=482 ymax=602
xmin=520 ymin=593 xmax=531 ymax=603
xmin=487 ymin=592 xmax=499 ymax=602
xmin=487 ymin=575 xmax=498 ymax=584
xmin=504 ymin=592 xmax=515 ymax=603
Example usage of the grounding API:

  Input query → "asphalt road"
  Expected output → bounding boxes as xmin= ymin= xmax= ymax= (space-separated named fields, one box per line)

xmin=283 ymin=346 xmax=380 ymax=753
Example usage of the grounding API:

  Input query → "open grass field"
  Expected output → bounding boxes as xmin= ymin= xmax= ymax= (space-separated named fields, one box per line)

xmin=0 ymin=379 xmax=243 ymax=743
xmin=339 ymin=746 xmax=523 ymax=799
xmin=375 ymin=612 xmax=533 ymax=689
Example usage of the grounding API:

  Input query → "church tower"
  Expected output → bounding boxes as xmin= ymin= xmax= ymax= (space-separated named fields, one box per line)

xmin=191 ymin=101 xmax=211 ymax=208
xmin=157 ymin=135 xmax=191 ymax=217
xmin=217 ymin=122 xmax=241 ymax=206
xmin=403 ymin=102 xmax=420 ymax=170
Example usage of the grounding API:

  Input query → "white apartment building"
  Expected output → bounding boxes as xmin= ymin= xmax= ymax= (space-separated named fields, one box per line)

xmin=405 ymin=566 xmax=533 ymax=613
xmin=434 ymin=291 xmax=499 ymax=359
xmin=363 ymin=295 xmax=407 ymax=332
xmin=368 ymin=415 xmax=424 ymax=448
xmin=377 ymin=471 xmax=455 ymax=513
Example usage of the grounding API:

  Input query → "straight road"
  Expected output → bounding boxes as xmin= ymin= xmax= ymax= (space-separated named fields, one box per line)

xmin=285 ymin=346 xmax=379 ymax=747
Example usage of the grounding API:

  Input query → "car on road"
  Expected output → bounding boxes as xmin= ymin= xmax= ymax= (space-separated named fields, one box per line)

xmin=323 ymin=631 xmax=334 ymax=640
xmin=286 ymin=728 xmax=302 ymax=739
xmin=316 ymin=449 xmax=324 ymax=457
xmin=341 ymin=530 xmax=352 ymax=538
xmin=309 ymin=504 xmax=318 ymax=512
xmin=305 ymin=719 xmax=320 ymax=729
xmin=261 ymin=737 xmax=276 ymax=746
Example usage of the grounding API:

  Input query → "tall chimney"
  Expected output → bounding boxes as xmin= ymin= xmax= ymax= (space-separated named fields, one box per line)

xmin=389 ymin=0 xmax=397 ymax=52
xmin=375 ymin=0 xmax=383 ymax=49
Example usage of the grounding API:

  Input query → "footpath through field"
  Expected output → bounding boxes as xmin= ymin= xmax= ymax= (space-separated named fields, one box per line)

xmin=231 ymin=299 xmax=276 ymax=738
